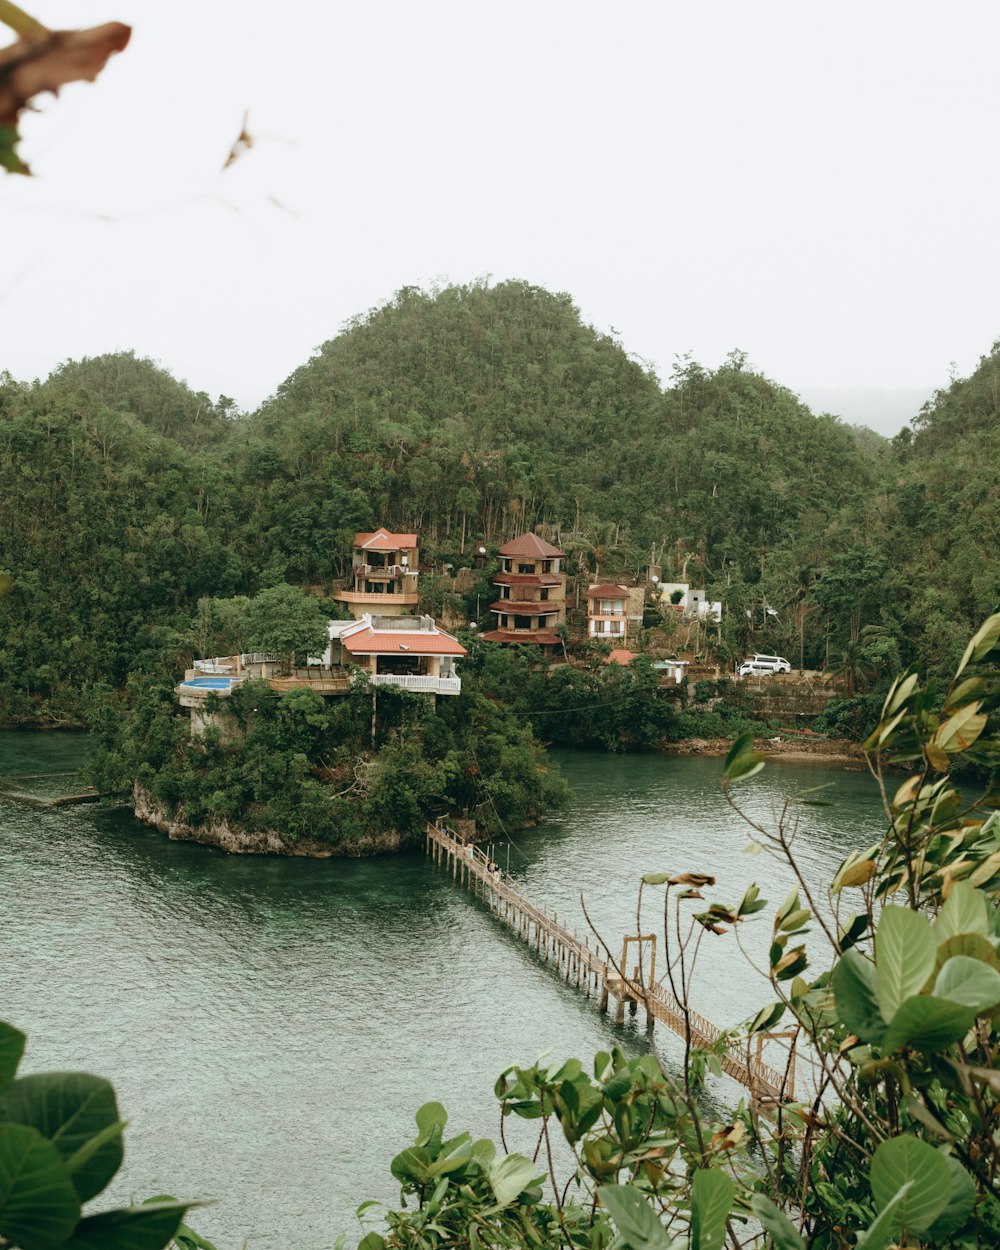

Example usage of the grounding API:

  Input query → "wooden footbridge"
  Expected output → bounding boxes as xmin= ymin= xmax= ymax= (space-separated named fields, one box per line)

xmin=425 ymin=821 xmax=793 ymax=1104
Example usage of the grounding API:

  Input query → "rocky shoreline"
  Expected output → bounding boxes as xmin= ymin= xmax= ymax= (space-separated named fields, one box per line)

xmin=130 ymin=737 xmax=869 ymax=859
xmin=663 ymin=734 xmax=866 ymax=768
xmin=132 ymin=784 xmax=407 ymax=858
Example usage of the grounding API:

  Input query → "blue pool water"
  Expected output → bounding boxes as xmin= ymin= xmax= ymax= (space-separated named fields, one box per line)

xmin=181 ymin=676 xmax=239 ymax=689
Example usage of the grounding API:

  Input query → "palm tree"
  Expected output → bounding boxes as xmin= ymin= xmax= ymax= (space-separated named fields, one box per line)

xmin=828 ymin=626 xmax=889 ymax=695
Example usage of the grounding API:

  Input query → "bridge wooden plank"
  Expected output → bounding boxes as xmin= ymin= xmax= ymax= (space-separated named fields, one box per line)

xmin=425 ymin=822 xmax=788 ymax=1103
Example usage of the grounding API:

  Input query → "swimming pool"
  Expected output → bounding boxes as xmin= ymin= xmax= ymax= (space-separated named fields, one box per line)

xmin=180 ymin=677 xmax=241 ymax=690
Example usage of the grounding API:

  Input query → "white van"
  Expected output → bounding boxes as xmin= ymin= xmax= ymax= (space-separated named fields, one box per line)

xmin=738 ymin=654 xmax=791 ymax=676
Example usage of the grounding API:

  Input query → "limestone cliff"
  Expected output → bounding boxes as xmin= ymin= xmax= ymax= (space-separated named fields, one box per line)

xmin=131 ymin=784 xmax=406 ymax=857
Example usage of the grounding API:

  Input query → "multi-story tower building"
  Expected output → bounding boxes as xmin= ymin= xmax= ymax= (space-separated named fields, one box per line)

xmin=481 ymin=533 xmax=567 ymax=653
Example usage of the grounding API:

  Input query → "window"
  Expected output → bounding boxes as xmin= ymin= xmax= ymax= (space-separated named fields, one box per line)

xmin=542 ymin=561 xmax=551 ymax=573
xmin=501 ymin=586 xmax=510 ymax=599
xmin=518 ymin=563 xmax=534 ymax=574
xmin=539 ymin=588 xmax=549 ymax=601
xmin=514 ymin=615 xmax=532 ymax=630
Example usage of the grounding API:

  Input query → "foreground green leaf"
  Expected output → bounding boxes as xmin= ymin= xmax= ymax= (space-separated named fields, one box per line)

xmin=748 ymin=1194 xmax=805 ymax=1250
xmin=956 ymin=611 xmax=1000 ymax=678
xmin=487 ymin=1153 xmax=544 ymax=1208
xmin=722 ymin=733 xmax=764 ymax=784
xmin=1 ymin=1071 xmax=123 ymax=1202
xmin=856 ymin=1181 xmax=913 ymax=1250
xmin=60 ymin=1199 xmax=193 ymax=1250
xmin=0 ymin=123 xmax=29 ymax=175
xmin=935 ymin=883 xmax=990 ymax=942
xmin=0 ymin=1021 xmax=25 ymax=1090
xmin=926 ymin=1155 xmax=976 ymax=1241
xmin=831 ymin=948 xmax=886 ymax=1042
xmin=0 ymin=1121 xmax=81 ymax=1248
xmin=414 ymin=1100 xmax=447 ymax=1145
xmin=933 ymin=954 xmax=1000 ymax=1012
xmin=870 ymin=1135 xmax=951 ymax=1235
xmin=690 ymin=1167 xmax=733 ymax=1250
xmin=875 ymin=906 xmax=936 ymax=1021
xmin=881 ymin=995 xmax=976 ymax=1052
xmin=599 ymin=1183 xmax=674 ymax=1250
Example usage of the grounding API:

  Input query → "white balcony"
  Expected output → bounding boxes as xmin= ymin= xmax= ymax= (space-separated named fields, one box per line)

xmin=369 ymin=673 xmax=461 ymax=695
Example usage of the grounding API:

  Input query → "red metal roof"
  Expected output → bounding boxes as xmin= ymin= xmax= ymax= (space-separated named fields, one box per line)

xmin=605 ymin=649 xmax=635 ymax=665
xmin=497 ymin=532 xmax=567 ymax=559
xmin=493 ymin=572 xmax=563 ymax=588
xmin=354 ymin=528 xmax=418 ymax=551
xmin=586 ymin=584 xmax=629 ymax=599
xmin=343 ymin=627 xmax=466 ymax=657
xmin=480 ymin=629 xmax=562 ymax=646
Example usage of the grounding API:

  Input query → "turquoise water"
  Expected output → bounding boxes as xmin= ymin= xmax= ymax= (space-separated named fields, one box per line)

xmin=0 ymin=734 xmax=885 ymax=1248
xmin=180 ymin=677 xmax=241 ymax=690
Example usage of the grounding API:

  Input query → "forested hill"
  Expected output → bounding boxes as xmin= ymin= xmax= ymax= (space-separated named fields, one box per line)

xmin=247 ymin=282 xmax=665 ymax=559
xmin=871 ymin=342 xmax=1000 ymax=669
xmin=242 ymin=281 xmax=877 ymax=583
xmin=0 ymin=279 xmax=995 ymax=726
xmin=47 ymin=351 xmax=237 ymax=451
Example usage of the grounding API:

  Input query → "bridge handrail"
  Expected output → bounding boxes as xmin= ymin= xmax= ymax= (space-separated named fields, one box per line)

xmin=426 ymin=821 xmax=789 ymax=1099
xmin=646 ymin=982 xmax=787 ymax=1093
xmin=427 ymin=822 xmax=606 ymax=974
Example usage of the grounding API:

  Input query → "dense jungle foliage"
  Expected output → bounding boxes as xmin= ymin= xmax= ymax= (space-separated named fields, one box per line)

xmin=1 ymin=279 xmax=998 ymax=734
xmin=88 ymin=670 xmax=569 ymax=849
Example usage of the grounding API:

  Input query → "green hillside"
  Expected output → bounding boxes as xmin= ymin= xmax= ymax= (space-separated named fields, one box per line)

xmin=1 ymin=280 xmax=996 ymax=725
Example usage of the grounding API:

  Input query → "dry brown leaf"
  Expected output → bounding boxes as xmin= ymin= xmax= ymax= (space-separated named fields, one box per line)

xmin=0 ymin=22 xmax=130 ymax=126
xmin=710 ymin=1121 xmax=746 ymax=1152
xmin=668 ymin=872 xmax=717 ymax=887
xmin=223 ymin=109 xmax=254 ymax=170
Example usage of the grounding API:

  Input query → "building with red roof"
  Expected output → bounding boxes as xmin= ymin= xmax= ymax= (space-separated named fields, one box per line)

xmin=481 ymin=532 xmax=567 ymax=654
xmin=586 ymin=583 xmax=646 ymax=647
xmin=334 ymin=528 xmax=420 ymax=619
xmin=329 ymin=614 xmax=466 ymax=695
xmin=605 ymin=649 xmax=634 ymax=666
xmin=586 ymin=583 xmax=629 ymax=644
xmin=177 ymin=612 xmax=466 ymax=735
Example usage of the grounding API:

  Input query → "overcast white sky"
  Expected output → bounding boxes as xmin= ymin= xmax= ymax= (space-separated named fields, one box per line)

xmin=3 ymin=1 xmax=999 ymax=434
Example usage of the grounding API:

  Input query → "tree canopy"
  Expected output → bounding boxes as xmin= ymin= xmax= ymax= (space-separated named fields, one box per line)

xmin=241 ymin=583 xmax=329 ymax=668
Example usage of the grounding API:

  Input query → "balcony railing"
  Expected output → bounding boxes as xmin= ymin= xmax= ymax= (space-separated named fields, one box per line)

xmin=356 ymin=563 xmax=415 ymax=579
xmin=335 ymin=589 xmax=420 ymax=604
xmin=369 ymin=673 xmax=461 ymax=694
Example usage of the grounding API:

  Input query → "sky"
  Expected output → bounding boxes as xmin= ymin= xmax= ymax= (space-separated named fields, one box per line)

xmin=3 ymin=1 xmax=1000 ymax=436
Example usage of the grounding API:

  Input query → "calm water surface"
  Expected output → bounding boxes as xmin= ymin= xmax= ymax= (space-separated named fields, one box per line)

xmin=1 ymin=733 xmax=884 ymax=1249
